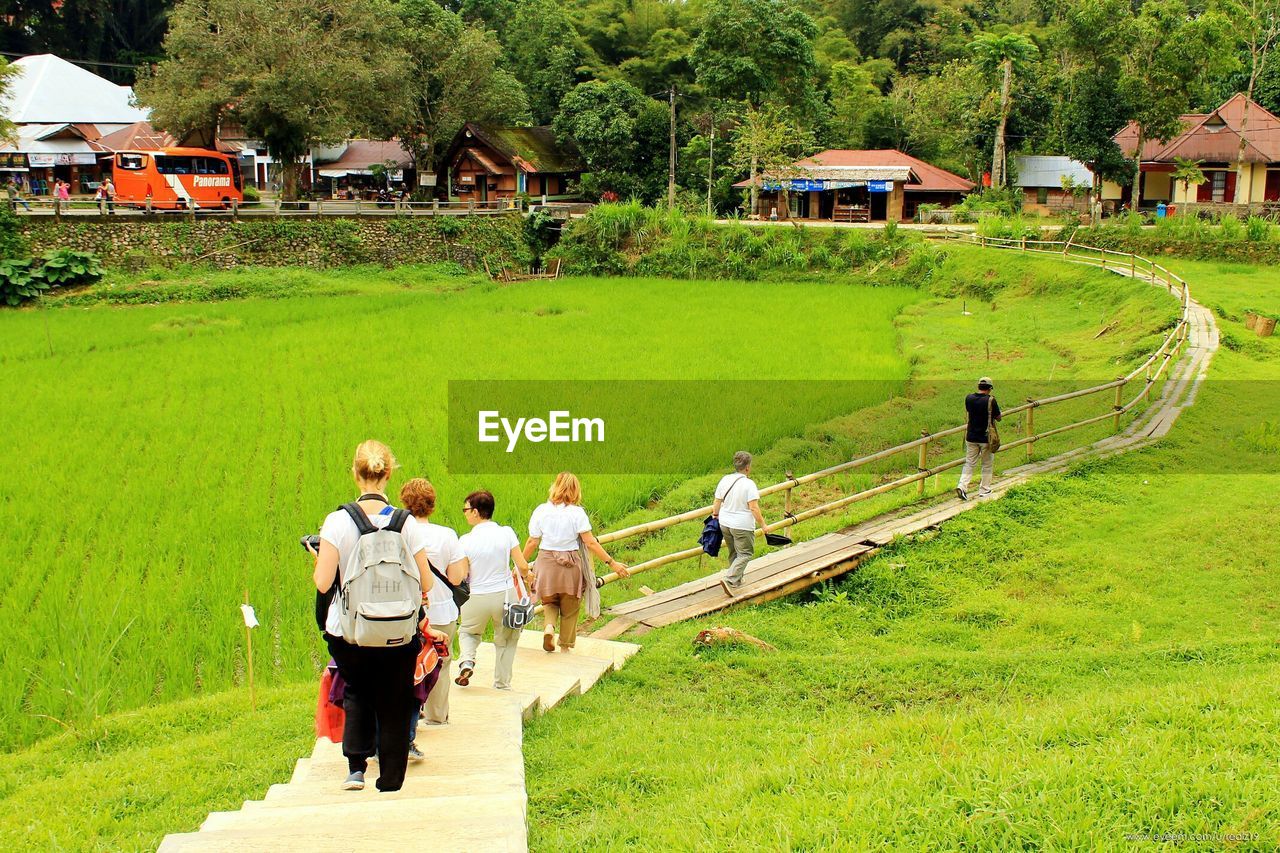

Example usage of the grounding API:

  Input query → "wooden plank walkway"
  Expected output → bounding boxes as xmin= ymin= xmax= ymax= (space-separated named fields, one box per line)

xmin=594 ymin=267 xmax=1217 ymax=640
xmin=158 ymin=631 xmax=640 ymax=852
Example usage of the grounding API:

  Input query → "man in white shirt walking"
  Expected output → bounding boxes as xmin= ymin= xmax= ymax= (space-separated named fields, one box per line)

xmin=455 ymin=490 xmax=534 ymax=690
xmin=713 ymin=451 xmax=768 ymax=593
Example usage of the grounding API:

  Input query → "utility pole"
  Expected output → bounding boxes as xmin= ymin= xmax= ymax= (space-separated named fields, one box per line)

xmin=668 ymin=83 xmax=677 ymax=210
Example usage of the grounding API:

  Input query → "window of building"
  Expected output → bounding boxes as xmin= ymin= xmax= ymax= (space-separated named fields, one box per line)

xmin=1211 ymin=170 xmax=1227 ymax=202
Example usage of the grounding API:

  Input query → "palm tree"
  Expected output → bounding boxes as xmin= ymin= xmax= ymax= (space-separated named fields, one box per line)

xmin=970 ymin=32 xmax=1039 ymax=189
xmin=1171 ymin=156 xmax=1206 ymax=203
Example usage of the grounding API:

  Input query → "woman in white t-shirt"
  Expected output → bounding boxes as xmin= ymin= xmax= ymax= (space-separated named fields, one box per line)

xmin=454 ymin=490 xmax=535 ymax=689
xmin=399 ymin=478 xmax=469 ymax=732
xmin=523 ymin=472 xmax=630 ymax=653
xmin=309 ymin=440 xmax=437 ymax=794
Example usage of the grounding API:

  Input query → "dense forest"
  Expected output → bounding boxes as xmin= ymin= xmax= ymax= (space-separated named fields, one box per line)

xmin=3 ymin=0 xmax=1277 ymax=205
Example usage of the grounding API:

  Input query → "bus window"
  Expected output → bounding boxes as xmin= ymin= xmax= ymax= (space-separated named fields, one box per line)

xmin=117 ymin=153 xmax=147 ymax=170
xmin=195 ymin=157 xmax=229 ymax=175
xmin=229 ymin=158 xmax=243 ymax=191
xmin=155 ymin=156 xmax=196 ymax=175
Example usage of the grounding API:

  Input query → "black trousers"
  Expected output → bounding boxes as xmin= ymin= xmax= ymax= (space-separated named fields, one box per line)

xmin=325 ymin=634 xmax=419 ymax=792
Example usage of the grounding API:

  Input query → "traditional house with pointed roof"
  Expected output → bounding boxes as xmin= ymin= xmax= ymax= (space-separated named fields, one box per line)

xmin=440 ymin=124 xmax=585 ymax=203
xmin=735 ymin=149 xmax=974 ymax=222
xmin=1105 ymin=94 xmax=1280 ymax=209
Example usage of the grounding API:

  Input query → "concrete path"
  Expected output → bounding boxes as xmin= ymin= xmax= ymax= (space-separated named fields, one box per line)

xmin=158 ymin=631 xmax=639 ymax=852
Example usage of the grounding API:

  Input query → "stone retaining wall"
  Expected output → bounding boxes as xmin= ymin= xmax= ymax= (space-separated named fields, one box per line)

xmin=18 ymin=215 xmax=530 ymax=271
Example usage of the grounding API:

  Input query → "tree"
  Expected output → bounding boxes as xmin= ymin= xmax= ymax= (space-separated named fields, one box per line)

xmin=969 ymin=31 xmax=1039 ymax=188
xmin=394 ymin=0 xmax=530 ymax=176
xmin=729 ymin=104 xmax=813 ymax=217
xmin=136 ymin=0 xmax=411 ymax=200
xmin=824 ymin=61 xmax=886 ymax=149
xmin=553 ymin=79 xmax=670 ymax=201
xmin=507 ymin=0 xmax=592 ymax=124
xmin=692 ymin=0 xmax=821 ymax=120
xmin=1172 ymin=156 xmax=1208 ymax=198
xmin=0 ymin=59 xmax=20 ymax=144
xmin=1231 ymin=0 xmax=1280 ymax=201
xmin=1052 ymin=0 xmax=1136 ymax=201
xmin=1118 ymin=0 xmax=1236 ymax=209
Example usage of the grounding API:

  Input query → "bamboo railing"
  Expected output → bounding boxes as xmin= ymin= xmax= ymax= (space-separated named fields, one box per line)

xmin=586 ymin=232 xmax=1193 ymax=590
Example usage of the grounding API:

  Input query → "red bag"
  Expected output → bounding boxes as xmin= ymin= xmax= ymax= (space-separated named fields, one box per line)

xmin=315 ymin=667 xmax=345 ymax=742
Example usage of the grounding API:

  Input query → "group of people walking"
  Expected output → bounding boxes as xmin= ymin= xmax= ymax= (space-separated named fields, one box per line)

xmin=307 ymin=440 xmax=630 ymax=793
xmin=3 ymin=177 xmax=114 ymax=212
xmin=309 ymin=383 xmax=1002 ymax=792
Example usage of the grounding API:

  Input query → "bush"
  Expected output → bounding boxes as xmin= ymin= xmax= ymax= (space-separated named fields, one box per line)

xmin=242 ymin=185 xmax=261 ymax=203
xmin=550 ymin=203 xmax=941 ymax=280
xmin=0 ymin=249 xmax=103 ymax=306
xmin=0 ymin=206 xmax=28 ymax=259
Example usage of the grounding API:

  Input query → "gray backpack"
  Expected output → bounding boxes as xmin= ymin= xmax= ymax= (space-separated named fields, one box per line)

xmin=336 ymin=504 xmax=422 ymax=647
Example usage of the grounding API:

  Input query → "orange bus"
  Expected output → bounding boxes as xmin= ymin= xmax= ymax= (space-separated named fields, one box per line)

xmin=111 ymin=147 xmax=244 ymax=210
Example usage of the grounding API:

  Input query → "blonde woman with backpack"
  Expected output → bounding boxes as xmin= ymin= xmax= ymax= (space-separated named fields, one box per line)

xmin=523 ymin=472 xmax=630 ymax=652
xmin=309 ymin=440 xmax=441 ymax=793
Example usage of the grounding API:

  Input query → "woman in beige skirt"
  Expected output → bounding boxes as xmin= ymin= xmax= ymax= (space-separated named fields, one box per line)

xmin=524 ymin=472 xmax=629 ymax=652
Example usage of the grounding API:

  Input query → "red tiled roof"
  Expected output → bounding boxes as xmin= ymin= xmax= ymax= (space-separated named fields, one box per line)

xmin=316 ymin=139 xmax=413 ymax=171
xmin=1113 ymin=95 xmax=1280 ymax=163
xmin=793 ymin=149 xmax=975 ymax=192
xmin=96 ymin=121 xmax=175 ymax=151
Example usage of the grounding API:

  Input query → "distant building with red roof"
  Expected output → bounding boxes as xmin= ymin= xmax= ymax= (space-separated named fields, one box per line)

xmin=1105 ymin=94 xmax=1280 ymax=208
xmin=735 ymin=148 xmax=974 ymax=222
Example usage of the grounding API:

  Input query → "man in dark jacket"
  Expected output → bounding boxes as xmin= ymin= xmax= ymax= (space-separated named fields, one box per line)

xmin=956 ymin=376 xmax=1001 ymax=500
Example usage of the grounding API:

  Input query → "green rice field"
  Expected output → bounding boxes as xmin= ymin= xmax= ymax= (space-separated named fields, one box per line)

xmin=0 ymin=241 xmax=1213 ymax=850
xmin=0 ymin=267 xmax=918 ymax=748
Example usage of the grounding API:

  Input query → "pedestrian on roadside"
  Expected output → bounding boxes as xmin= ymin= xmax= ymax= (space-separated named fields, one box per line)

xmin=454 ymin=490 xmax=535 ymax=690
xmin=308 ymin=440 xmax=433 ymax=793
xmin=94 ymin=182 xmax=108 ymax=214
xmin=956 ymin=376 xmax=1002 ymax=501
xmin=524 ymin=472 xmax=629 ymax=653
xmin=55 ymin=179 xmax=70 ymax=212
xmin=713 ymin=451 xmax=768 ymax=594
xmin=399 ymin=477 xmax=468 ymax=739
xmin=6 ymin=179 xmax=30 ymax=212
xmin=102 ymin=178 xmax=116 ymax=214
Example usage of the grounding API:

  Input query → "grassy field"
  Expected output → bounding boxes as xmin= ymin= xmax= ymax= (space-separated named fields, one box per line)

xmin=0 ymin=243 xmax=1194 ymax=850
xmin=1 ymin=263 xmax=920 ymax=749
xmin=519 ymin=257 xmax=1280 ymax=849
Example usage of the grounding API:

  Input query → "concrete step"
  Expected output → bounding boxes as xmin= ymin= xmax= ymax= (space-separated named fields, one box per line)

xmin=159 ymin=816 xmax=526 ymax=852
xmin=199 ymin=791 xmax=524 ymax=833
xmin=261 ymin=769 xmax=522 ymax=806
xmin=513 ymin=629 xmax=641 ymax=670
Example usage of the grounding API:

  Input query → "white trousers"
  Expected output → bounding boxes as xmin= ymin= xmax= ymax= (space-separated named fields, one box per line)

xmin=958 ymin=441 xmax=994 ymax=492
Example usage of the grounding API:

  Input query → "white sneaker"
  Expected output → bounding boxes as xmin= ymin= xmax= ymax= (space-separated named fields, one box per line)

xmin=977 ymin=489 xmax=993 ymax=498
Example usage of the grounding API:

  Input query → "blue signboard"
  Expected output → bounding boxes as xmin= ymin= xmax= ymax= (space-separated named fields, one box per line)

xmin=868 ymin=180 xmax=892 ymax=193
xmin=790 ymin=178 xmax=825 ymax=192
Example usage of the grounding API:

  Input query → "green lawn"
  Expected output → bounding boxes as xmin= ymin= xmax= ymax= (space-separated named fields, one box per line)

xmin=3 ymin=263 xmax=922 ymax=749
xmin=523 ymin=263 xmax=1280 ymax=849
xmin=0 ymin=244 xmax=1204 ymax=850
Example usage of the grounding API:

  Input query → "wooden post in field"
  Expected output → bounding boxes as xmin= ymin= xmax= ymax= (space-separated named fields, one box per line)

xmin=1024 ymin=400 xmax=1035 ymax=461
xmin=1113 ymin=379 xmax=1124 ymax=431
xmin=1129 ymin=253 xmax=1136 ymax=277
xmin=784 ymin=470 xmax=794 ymax=517
xmin=917 ymin=430 xmax=929 ymax=495
xmin=243 ymin=590 xmax=256 ymax=711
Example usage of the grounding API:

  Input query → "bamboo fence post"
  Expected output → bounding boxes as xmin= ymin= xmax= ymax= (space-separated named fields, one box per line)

xmin=1129 ymin=253 xmax=1136 ymax=277
xmin=917 ymin=429 xmax=930 ymax=495
xmin=1024 ymin=400 xmax=1035 ymax=461
xmin=1113 ymin=378 xmax=1125 ymax=430
xmin=231 ymin=197 xmax=239 ymax=222
xmin=784 ymin=469 xmax=794 ymax=518
xmin=317 ymin=198 xmax=323 ymax=216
